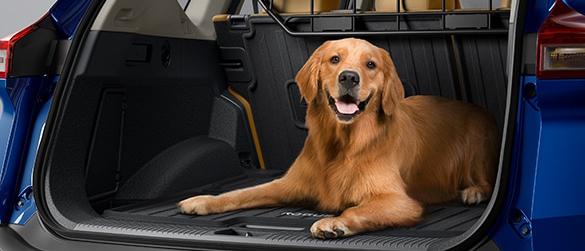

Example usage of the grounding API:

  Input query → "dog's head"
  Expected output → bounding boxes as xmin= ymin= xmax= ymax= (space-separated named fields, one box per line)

xmin=295 ymin=38 xmax=404 ymax=124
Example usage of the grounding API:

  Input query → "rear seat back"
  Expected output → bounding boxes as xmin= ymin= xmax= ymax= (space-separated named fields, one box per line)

xmin=373 ymin=0 xmax=510 ymax=12
xmin=213 ymin=5 xmax=508 ymax=170
xmin=269 ymin=0 xmax=340 ymax=13
xmin=374 ymin=0 xmax=457 ymax=12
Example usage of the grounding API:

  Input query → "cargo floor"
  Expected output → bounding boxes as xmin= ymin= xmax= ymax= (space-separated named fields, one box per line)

xmin=101 ymin=169 xmax=486 ymax=249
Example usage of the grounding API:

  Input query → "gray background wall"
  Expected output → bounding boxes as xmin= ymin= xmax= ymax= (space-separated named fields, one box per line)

xmin=0 ymin=0 xmax=56 ymax=38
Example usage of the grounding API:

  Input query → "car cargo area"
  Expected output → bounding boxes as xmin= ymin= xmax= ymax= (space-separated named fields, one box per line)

xmin=38 ymin=0 xmax=511 ymax=250
xmin=99 ymin=169 xmax=486 ymax=249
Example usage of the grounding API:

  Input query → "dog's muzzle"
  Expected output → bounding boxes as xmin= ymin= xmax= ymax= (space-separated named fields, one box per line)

xmin=326 ymin=70 xmax=371 ymax=122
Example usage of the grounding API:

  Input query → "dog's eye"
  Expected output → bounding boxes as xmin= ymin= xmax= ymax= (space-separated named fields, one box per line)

xmin=366 ymin=61 xmax=376 ymax=69
xmin=330 ymin=55 xmax=340 ymax=64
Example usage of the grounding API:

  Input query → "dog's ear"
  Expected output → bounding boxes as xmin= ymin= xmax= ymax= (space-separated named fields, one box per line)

xmin=380 ymin=48 xmax=405 ymax=116
xmin=295 ymin=41 xmax=330 ymax=103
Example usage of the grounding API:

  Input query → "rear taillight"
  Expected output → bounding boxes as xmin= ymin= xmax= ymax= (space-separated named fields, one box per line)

xmin=537 ymin=0 xmax=585 ymax=79
xmin=0 ymin=25 xmax=37 ymax=79
xmin=0 ymin=41 xmax=8 ymax=78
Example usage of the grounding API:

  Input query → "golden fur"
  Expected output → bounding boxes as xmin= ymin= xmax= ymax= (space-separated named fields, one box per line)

xmin=178 ymin=38 xmax=498 ymax=239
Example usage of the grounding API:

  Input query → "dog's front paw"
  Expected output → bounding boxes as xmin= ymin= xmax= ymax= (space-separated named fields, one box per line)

xmin=461 ymin=186 xmax=486 ymax=205
xmin=310 ymin=217 xmax=353 ymax=239
xmin=177 ymin=195 xmax=216 ymax=215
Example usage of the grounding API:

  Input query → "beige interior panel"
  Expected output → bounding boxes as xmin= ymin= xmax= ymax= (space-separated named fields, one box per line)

xmin=91 ymin=0 xmax=228 ymax=40
xmin=184 ymin=0 xmax=231 ymax=40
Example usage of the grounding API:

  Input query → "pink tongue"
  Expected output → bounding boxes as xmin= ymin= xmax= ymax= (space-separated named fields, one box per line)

xmin=335 ymin=100 xmax=359 ymax=114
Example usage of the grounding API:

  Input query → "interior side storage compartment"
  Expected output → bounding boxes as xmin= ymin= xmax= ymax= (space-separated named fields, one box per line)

xmin=50 ymin=30 xmax=241 ymax=212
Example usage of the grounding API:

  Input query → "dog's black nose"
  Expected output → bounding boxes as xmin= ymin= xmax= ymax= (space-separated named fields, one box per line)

xmin=338 ymin=70 xmax=360 ymax=89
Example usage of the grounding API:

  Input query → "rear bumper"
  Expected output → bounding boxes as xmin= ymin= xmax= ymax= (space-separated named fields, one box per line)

xmin=0 ymin=225 xmax=38 ymax=251
xmin=4 ymin=215 xmax=186 ymax=251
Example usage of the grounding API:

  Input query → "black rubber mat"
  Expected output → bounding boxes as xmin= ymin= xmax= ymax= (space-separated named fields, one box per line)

xmin=103 ymin=170 xmax=486 ymax=243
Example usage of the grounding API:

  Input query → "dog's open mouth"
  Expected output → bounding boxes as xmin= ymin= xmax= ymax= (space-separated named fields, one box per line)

xmin=327 ymin=92 xmax=372 ymax=122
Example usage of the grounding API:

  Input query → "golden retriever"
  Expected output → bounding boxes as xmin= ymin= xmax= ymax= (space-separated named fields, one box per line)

xmin=178 ymin=38 xmax=498 ymax=239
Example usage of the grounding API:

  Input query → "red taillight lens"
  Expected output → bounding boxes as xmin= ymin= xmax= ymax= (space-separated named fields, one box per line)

xmin=0 ymin=40 xmax=8 ymax=79
xmin=537 ymin=0 xmax=585 ymax=79
xmin=0 ymin=25 xmax=37 ymax=79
